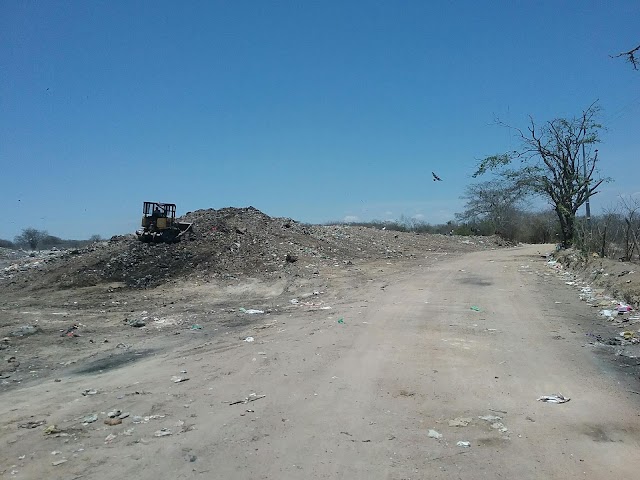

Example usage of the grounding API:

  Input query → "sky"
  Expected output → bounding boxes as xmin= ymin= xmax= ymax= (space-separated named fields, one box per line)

xmin=1 ymin=1 xmax=638 ymax=240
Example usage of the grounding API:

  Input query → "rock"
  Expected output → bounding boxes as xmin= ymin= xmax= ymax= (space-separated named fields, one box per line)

xmin=104 ymin=418 xmax=122 ymax=426
xmin=428 ymin=429 xmax=443 ymax=439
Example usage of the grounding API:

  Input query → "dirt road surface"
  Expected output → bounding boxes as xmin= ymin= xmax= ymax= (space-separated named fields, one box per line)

xmin=2 ymin=244 xmax=640 ymax=479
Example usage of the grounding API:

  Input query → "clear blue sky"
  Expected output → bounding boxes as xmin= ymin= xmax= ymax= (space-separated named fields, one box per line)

xmin=1 ymin=1 xmax=638 ymax=239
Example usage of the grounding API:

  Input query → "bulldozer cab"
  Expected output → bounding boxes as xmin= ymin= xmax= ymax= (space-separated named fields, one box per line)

xmin=137 ymin=202 xmax=192 ymax=243
xmin=142 ymin=202 xmax=176 ymax=230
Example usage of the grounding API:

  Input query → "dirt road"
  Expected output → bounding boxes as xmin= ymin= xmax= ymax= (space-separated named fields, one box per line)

xmin=2 ymin=244 xmax=640 ymax=479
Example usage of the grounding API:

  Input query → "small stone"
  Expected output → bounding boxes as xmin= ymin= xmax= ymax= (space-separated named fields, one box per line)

xmin=428 ymin=429 xmax=443 ymax=439
xmin=104 ymin=418 xmax=122 ymax=426
xmin=52 ymin=459 xmax=67 ymax=466
xmin=118 ymin=412 xmax=130 ymax=419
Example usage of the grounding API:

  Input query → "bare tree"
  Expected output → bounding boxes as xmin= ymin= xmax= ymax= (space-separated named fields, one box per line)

xmin=473 ymin=103 xmax=607 ymax=248
xmin=14 ymin=228 xmax=48 ymax=250
xmin=611 ymin=44 xmax=640 ymax=70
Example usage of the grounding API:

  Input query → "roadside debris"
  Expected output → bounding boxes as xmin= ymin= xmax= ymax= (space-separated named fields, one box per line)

xmin=127 ymin=318 xmax=146 ymax=328
xmin=456 ymin=441 xmax=471 ymax=448
xmin=52 ymin=459 xmax=67 ymax=466
xmin=478 ymin=415 xmax=502 ymax=422
xmin=82 ymin=414 xmax=98 ymax=424
xmin=154 ymin=428 xmax=173 ymax=437
xmin=10 ymin=325 xmax=41 ymax=337
xmin=428 ymin=429 xmax=443 ymax=439
xmin=229 ymin=393 xmax=266 ymax=406
xmin=537 ymin=394 xmax=570 ymax=404
xmin=449 ymin=417 xmax=472 ymax=427
xmin=60 ymin=324 xmax=80 ymax=337
xmin=337 ymin=318 xmax=345 ymax=324
xmin=171 ymin=375 xmax=189 ymax=383
xmin=190 ymin=324 xmax=203 ymax=330
xmin=239 ymin=308 xmax=264 ymax=314
xmin=82 ymin=389 xmax=98 ymax=396
xmin=18 ymin=420 xmax=46 ymax=429
xmin=104 ymin=433 xmax=117 ymax=443
xmin=244 ymin=336 xmax=255 ymax=343
xmin=43 ymin=425 xmax=61 ymax=435
xmin=470 ymin=306 xmax=481 ymax=312
xmin=104 ymin=418 xmax=122 ymax=426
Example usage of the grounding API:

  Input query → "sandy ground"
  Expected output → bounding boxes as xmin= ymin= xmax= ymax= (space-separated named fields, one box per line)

xmin=2 ymin=244 xmax=640 ymax=479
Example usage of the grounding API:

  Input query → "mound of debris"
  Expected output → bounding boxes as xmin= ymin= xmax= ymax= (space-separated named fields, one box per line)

xmin=1 ymin=207 xmax=503 ymax=291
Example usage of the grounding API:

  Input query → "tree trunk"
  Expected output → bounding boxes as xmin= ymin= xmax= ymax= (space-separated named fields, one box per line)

xmin=555 ymin=209 xmax=575 ymax=248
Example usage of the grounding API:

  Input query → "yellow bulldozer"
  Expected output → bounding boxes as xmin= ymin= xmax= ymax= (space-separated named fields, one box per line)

xmin=136 ymin=202 xmax=193 ymax=243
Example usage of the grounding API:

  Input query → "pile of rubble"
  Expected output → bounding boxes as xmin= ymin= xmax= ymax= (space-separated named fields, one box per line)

xmin=1 ymin=207 xmax=503 ymax=291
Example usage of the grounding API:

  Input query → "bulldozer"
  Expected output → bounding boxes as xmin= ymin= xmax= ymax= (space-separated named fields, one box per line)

xmin=136 ymin=202 xmax=193 ymax=243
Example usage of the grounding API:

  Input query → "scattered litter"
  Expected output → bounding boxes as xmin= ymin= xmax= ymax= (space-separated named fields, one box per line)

xmin=478 ymin=415 xmax=502 ymax=422
xmin=620 ymin=331 xmax=637 ymax=340
xmin=190 ymin=324 xmax=203 ymax=330
xmin=43 ymin=425 xmax=61 ymax=435
xmin=427 ymin=429 xmax=443 ymax=439
xmin=239 ymin=308 xmax=264 ymax=314
xmin=470 ymin=306 xmax=481 ymax=312
xmin=537 ymin=394 xmax=570 ymax=404
xmin=337 ymin=318 xmax=345 ymax=324
xmin=127 ymin=318 xmax=146 ymax=328
xmin=107 ymin=410 xmax=122 ymax=418
xmin=82 ymin=389 xmax=97 ymax=396
xmin=118 ymin=412 xmax=130 ymax=419
xmin=104 ymin=418 xmax=122 ymax=426
xmin=52 ymin=459 xmax=67 ymax=466
xmin=449 ymin=417 xmax=472 ymax=427
xmin=229 ymin=393 xmax=266 ymax=405
xmin=104 ymin=433 xmax=117 ymax=443
xmin=290 ymin=299 xmax=299 ymax=304
xmin=600 ymin=310 xmax=614 ymax=318
xmin=617 ymin=304 xmax=633 ymax=314
xmin=10 ymin=325 xmax=41 ymax=337
xmin=18 ymin=420 xmax=45 ymax=429
xmin=491 ymin=422 xmax=508 ymax=433
xmin=122 ymin=428 xmax=135 ymax=436
xmin=244 ymin=336 xmax=255 ymax=343
xmin=82 ymin=414 xmax=98 ymax=424
xmin=60 ymin=324 xmax=80 ymax=337
xmin=132 ymin=416 xmax=144 ymax=423
xmin=171 ymin=376 xmax=189 ymax=383
xmin=154 ymin=428 xmax=173 ymax=437
xmin=456 ymin=441 xmax=471 ymax=448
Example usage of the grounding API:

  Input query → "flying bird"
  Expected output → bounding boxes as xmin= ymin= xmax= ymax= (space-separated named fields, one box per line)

xmin=432 ymin=172 xmax=443 ymax=182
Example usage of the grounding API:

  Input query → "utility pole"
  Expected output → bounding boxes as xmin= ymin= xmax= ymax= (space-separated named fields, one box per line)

xmin=582 ymin=143 xmax=592 ymax=227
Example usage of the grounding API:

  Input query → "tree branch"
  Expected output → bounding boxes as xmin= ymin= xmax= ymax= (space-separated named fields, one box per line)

xmin=611 ymin=44 xmax=640 ymax=70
